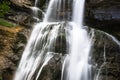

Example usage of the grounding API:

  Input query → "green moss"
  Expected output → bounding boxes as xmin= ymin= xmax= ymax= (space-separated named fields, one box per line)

xmin=0 ymin=18 xmax=16 ymax=27
xmin=0 ymin=1 xmax=10 ymax=17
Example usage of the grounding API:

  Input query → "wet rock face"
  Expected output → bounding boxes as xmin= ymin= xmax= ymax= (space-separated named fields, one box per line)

xmin=40 ymin=53 xmax=63 ymax=80
xmin=91 ymin=29 xmax=120 ymax=80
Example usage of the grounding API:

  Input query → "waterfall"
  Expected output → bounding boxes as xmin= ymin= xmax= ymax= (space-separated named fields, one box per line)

xmin=62 ymin=0 xmax=93 ymax=80
xmin=13 ymin=22 xmax=63 ymax=80
xmin=64 ymin=23 xmax=92 ymax=80
xmin=13 ymin=0 xmax=63 ymax=80
xmin=30 ymin=0 xmax=44 ymax=21
xmin=14 ymin=0 xmax=93 ymax=80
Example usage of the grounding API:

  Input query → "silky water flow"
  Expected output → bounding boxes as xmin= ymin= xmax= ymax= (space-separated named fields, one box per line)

xmin=13 ymin=0 xmax=120 ymax=80
xmin=13 ymin=0 xmax=93 ymax=80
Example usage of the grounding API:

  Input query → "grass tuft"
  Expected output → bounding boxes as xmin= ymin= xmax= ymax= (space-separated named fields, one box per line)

xmin=0 ymin=18 xmax=16 ymax=27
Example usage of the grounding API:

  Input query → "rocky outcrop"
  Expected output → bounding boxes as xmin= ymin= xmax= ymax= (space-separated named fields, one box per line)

xmin=10 ymin=0 xmax=46 ymax=9
xmin=86 ymin=0 xmax=120 ymax=20
xmin=85 ymin=0 xmax=120 ymax=39
xmin=6 ymin=0 xmax=45 ymax=27
xmin=10 ymin=0 xmax=33 ymax=9
xmin=6 ymin=11 xmax=34 ymax=27
xmin=90 ymin=29 xmax=120 ymax=80
xmin=0 ymin=25 xmax=31 ymax=80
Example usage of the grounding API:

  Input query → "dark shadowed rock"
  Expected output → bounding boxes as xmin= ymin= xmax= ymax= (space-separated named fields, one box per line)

xmin=85 ymin=0 xmax=120 ymax=40
xmin=90 ymin=28 xmax=120 ymax=80
xmin=86 ymin=0 xmax=120 ymax=21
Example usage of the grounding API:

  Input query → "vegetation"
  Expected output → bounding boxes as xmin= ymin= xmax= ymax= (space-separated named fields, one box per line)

xmin=0 ymin=76 xmax=2 ymax=80
xmin=0 ymin=18 xmax=16 ymax=27
xmin=0 ymin=1 xmax=10 ymax=17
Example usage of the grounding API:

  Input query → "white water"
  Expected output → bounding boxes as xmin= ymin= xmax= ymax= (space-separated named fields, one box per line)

xmin=30 ymin=0 xmax=45 ymax=21
xmin=13 ymin=0 xmax=65 ymax=79
xmin=44 ymin=0 xmax=62 ymax=22
xmin=65 ymin=23 xmax=92 ymax=80
xmin=13 ymin=22 xmax=62 ymax=80
xmin=61 ymin=0 xmax=93 ymax=80
xmin=13 ymin=0 xmax=120 ymax=80
xmin=72 ymin=0 xmax=85 ymax=26
xmin=14 ymin=0 xmax=93 ymax=80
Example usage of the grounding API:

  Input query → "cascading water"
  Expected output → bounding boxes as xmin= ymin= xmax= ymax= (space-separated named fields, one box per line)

xmin=13 ymin=22 xmax=63 ymax=80
xmin=14 ymin=0 xmax=95 ymax=80
xmin=13 ymin=0 xmax=120 ymax=80
xmin=30 ymin=0 xmax=45 ymax=21
xmin=13 ymin=0 xmax=64 ymax=80
xmin=61 ymin=0 xmax=93 ymax=80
